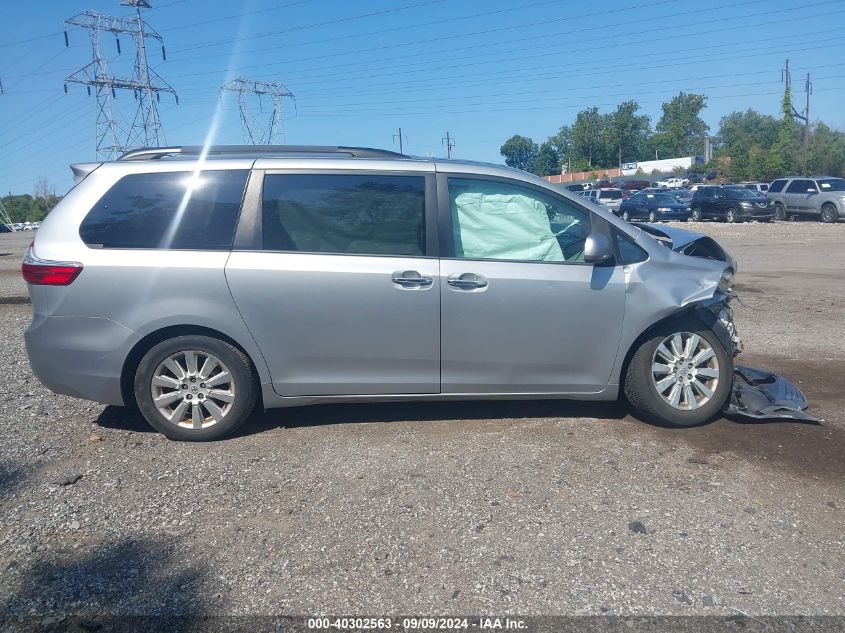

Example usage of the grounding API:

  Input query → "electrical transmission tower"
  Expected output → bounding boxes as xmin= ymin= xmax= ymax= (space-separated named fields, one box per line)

xmin=64 ymin=0 xmax=177 ymax=160
xmin=220 ymin=78 xmax=296 ymax=145
xmin=0 ymin=199 xmax=13 ymax=230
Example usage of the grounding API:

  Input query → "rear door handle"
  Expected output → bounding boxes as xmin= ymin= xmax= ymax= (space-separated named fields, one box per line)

xmin=392 ymin=270 xmax=433 ymax=287
xmin=447 ymin=272 xmax=488 ymax=290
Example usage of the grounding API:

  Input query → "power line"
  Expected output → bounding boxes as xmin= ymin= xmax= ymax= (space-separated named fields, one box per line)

xmin=164 ymin=0 xmax=687 ymax=71
xmin=160 ymin=0 xmax=830 ymax=94
xmin=168 ymin=0 xmax=448 ymax=54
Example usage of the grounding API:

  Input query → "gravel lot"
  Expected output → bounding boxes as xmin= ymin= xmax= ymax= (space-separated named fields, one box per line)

xmin=1 ymin=222 xmax=843 ymax=625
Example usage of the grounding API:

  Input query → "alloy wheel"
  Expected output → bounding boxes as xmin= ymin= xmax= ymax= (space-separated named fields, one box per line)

xmin=150 ymin=350 xmax=236 ymax=429
xmin=651 ymin=332 xmax=720 ymax=411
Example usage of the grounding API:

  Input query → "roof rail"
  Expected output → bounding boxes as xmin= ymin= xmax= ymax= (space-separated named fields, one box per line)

xmin=117 ymin=145 xmax=407 ymax=161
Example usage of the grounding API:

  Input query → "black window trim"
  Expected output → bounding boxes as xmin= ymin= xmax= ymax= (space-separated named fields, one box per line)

xmin=436 ymin=172 xmax=611 ymax=267
xmin=80 ymin=168 xmax=250 ymax=251
xmin=233 ymin=168 xmax=438 ymax=259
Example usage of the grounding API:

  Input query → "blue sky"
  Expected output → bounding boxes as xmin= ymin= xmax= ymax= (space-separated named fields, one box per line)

xmin=1 ymin=0 xmax=844 ymax=194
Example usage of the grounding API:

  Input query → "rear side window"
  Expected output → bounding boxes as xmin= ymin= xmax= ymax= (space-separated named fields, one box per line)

xmin=768 ymin=179 xmax=786 ymax=193
xmin=80 ymin=170 xmax=248 ymax=249
xmin=785 ymin=179 xmax=809 ymax=193
xmin=261 ymin=174 xmax=425 ymax=256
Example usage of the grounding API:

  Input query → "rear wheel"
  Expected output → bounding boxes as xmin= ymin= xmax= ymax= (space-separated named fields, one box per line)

xmin=624 ymin=319 xmax=732 ymax=427
xmin=774 ymin=203 xmax=786 ymax=221
xmin=690 ymin=206 xmax=703 ymax=222
xmin=134 ymin=335 xmax=257 ymax=441
xmin=622 ymin=209 xmax=630 ymax=221
xmin=725 ymin=207 xmax=737 ymax=223
xmin=820 ymin=203 xmax=838 ymax=223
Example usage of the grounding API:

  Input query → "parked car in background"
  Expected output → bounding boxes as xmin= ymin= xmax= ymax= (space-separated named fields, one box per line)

xmin=766 ymin=177 xmax=845 ymax=222
xmin=669 ymin=189 xmax=694 ymax=204
xmin=742 ymin=182 xmax=769 ymax=194
xmin=690 ymin=185 xmax=775 ymax=222
xmin=1 ymin=223 xmax=12 ymax=233
xmin=23 ymin=144 xmax=741 ymax=440
xmin=583 ymin=187 xmax=624 ymax=213
xmin=618 ymin=180 xmax=650 ymax=191
xmin=656 ymin=177 xmax=689 ymax=188
xmin=565 ymin=183 xmax=589 ymax=192
xmin=618 ymin=192 xmax=691 ymax=222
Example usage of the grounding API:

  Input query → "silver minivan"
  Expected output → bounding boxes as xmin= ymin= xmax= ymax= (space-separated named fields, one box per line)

xmin=24 ymin=146 xmax=739 ymax=441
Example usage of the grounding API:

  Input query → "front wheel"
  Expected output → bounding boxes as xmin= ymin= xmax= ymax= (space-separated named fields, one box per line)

xmin=690 ymin=206 xmax=703 ymax=222
xmin=134 ymin=335 xmax=257 ymax=441
xmin=648 ymin=211 xmax=657 ymax=223
xmin=624 ymin=320 xmax=732 ymax=427
xmin=622 ymin=209 xmax=630 ymax=221
xmin=774 ymin=203 xmax=786 ymax=221
xmin=820 ymin=203 xmax=838 ymax=223
xmin=725 ymin=207 xmax=737 ymax=223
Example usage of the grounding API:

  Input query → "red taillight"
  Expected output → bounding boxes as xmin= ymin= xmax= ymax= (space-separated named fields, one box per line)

xmin=21 ymin=242 xmax=83 ymax=286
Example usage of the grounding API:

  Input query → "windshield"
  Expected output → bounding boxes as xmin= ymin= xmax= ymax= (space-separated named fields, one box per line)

xmin=649 ymin=194 xmax=678 ymax=204
xmin=725 ymin=187 xmax=759 ymax=199
xmin=817 ymin=178 xmax=845 ymax=191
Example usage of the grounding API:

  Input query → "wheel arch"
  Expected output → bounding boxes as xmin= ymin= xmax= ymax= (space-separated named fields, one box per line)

xmin=120 ymin=324 xmax=264 ymax=408
xmin=616 ymin=304 xmax=732 ymax=399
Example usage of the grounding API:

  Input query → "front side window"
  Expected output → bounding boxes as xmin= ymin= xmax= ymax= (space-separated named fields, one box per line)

xmin=80 ymin=170 xmax=249 ymax=250
xmin=261 ymin=174 xmax=425 ymax=256
xmin=448 ymin=178 xmax=590 ymax=263
xmin=768 ymin=179 xmax=787 ymax=193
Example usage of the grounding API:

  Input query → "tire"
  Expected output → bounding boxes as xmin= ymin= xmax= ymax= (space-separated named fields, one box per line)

xmin=820 ymin=203 xmax=838 ymax=223
xmin=648 ymin=211 xmax=657 ymax=223
xmin=134 ymin=335 xmax=257 ymax=441
xmin=624 ymin=318 xmax=732 ymax=428
xmin=622 ymin=209 xmax=630 ymax=221
xmin=725 ymin=207 xmax=737 ymax=223
xmin=691 ymin=206 xmax=703 ymax=222
xmin=773 ymin=203 xmax=786 ymax=221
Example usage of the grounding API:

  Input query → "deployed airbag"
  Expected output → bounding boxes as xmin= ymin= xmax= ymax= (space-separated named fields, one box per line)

xmin=726 ymin=365 xmax=820 ymax=422
xmin=451 ymin=182 xmax=564 ymax=261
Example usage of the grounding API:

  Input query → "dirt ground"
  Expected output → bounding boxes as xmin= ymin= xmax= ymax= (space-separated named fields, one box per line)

xmin=0 ymin=221 xmax=843 ymax=626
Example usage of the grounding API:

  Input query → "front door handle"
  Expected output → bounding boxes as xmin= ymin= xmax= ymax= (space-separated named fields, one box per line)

xmin=447 ymin=272 xmax=488 ymax=290
xmin=392 ymin=270 xmax=433 ymax=287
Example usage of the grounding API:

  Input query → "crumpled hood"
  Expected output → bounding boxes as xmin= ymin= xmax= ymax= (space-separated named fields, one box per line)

xmin=637 ymin=223 xmax=737 ymax=273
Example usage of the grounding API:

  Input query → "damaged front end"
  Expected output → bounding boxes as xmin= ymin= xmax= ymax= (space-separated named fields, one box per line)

xmin=634 ymin=223 xmax=818 ymax=422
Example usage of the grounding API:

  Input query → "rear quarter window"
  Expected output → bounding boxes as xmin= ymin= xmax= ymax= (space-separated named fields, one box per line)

xmin=80 ymin=170 xmax=249 ymax=250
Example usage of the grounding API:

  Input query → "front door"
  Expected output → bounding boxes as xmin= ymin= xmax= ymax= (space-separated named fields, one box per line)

xmin=437 ymin=175 xmax=626 ymax=394
xmin=784 ymin=179 xmax=811 ymax=214
xmin=226 ymin=171 xmax=440 ymax=396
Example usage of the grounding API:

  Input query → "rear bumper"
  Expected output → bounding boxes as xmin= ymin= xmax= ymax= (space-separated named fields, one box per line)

xmin=24 ymin=314 xmax=136 ymax=406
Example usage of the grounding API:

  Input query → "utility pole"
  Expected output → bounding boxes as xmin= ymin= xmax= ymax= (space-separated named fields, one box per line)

xmin=64 ymin=0 xmax=177 ymax=160
xmin=220 ymin=78 xmax=295 ymax=145
xmin=392 ymin=127 xmax=406 ymax=154
xmin=442 ymin=131 xmax=455 ymax=159
xmin=782 ymin=59 xmax=811 ymax=148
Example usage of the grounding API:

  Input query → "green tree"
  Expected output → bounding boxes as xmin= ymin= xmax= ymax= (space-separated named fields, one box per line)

xmin=530 ymin=142 xmax=560 ymax=177
xmin=805 ymin=122 xmax=845 ymax=177
xmin=653 ymin=92 xmax=709 ymax=157
xmin=606 ymin=100 xmax=651 ymax=168
xmin=548 ymin=125 xmax=572 ymax=172
xmin=500 ymin=135 xmax=538 ymax=172
xmin=571 ymin=107 xmax=610 ymax=168
xmin=764 ymin=85 xmax=800 ymax=179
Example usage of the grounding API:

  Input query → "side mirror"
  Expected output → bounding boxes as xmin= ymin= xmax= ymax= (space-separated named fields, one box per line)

xmin=584 ymin=232 xmax=614 ymax=264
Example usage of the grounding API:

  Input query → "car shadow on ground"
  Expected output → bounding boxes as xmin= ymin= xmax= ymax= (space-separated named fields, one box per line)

xmin=95 ymin=397 xmax=821 ymax=437
xmin=0 ymin=537 xmax=208 ymax=632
